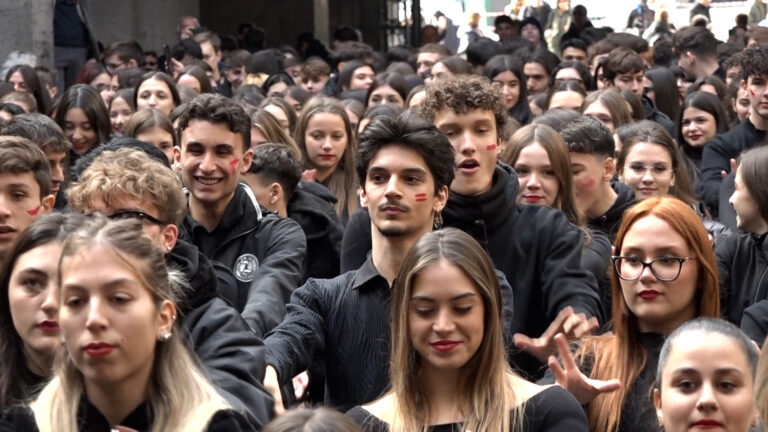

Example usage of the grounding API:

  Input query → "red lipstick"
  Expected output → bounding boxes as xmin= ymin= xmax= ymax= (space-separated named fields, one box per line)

xmin=430 ymin=340 xmax=461 ymax=352
xmin=84 ymin=342 xmax=114 ymax=358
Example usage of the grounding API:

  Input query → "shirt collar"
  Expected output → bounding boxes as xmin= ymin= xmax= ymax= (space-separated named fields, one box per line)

xmin=353 ymin=253 xmax=387 ymax=290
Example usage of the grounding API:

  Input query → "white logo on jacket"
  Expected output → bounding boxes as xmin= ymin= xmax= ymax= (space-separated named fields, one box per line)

xmin=234 ymin=254 xmax=259 ymax=282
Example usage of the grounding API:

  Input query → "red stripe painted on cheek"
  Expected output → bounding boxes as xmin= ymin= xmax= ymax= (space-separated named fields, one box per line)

xmin=229 ymin=156 xmax=240 ymax=174
xmin=486 ymin=143 xmax=497 ymax=151
xmin=750 ymin=89 xmax=756 ymax=97
xmin=415 ymin=193 xmax=428 ymax=202
xmin=27 ymin=205 xmax=40 ymax=216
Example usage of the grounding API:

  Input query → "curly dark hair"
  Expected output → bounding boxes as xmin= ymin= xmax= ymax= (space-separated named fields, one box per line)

xmin=176 ymin=93 xmax=251 ymax=152
xmin=419 ymin=75 xmax=508 ymax=141
xmin=742 ymin=45 xmax=768 ymax=83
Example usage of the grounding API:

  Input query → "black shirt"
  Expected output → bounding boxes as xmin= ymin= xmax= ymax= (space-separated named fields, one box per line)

xmin=346 ymin=385 xmax=588 ymax=432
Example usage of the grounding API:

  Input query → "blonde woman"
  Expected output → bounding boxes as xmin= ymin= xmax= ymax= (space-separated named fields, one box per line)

xmin=346 ymin=229 xmax=587 ymax=431
xmin=3 ymin=217 xmax=256 ymax=432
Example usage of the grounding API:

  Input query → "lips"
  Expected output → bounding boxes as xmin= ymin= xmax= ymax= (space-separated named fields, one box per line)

xmin=379 ymin=203 xmax=408 ymax=215
xmin=38 ymin=320 xmax=59 ymax=334
xmin=690 ymin=419 xmax=724 ymax=428
xmin=318 ymin=154 xmax=336 ymax=160
xmin=523 ymin=195 xmax=544 ymax=203
xmin=688 ymin=133 xmax=702 ymax=141
xmin=430 ymin=340 xmax=461 ymax=352
xmin=0 ymin=225 xmax=16 ymax=240
xmin=84 ymin=342 xmax=114 ymax=358
xmin=195 ymin=176 xmax=222 ymax=186
xmin=638 ymin=290 xmax=661 ymax=300
xmin=458 ymin=159 xmax=480 ymax=174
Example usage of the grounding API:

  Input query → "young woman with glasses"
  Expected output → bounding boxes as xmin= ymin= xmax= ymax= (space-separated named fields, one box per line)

xmin=546 ymin=196 xmax=721 ymax=432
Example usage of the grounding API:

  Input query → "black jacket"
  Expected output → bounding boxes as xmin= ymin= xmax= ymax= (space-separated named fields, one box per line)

xmin=587 ymin=180 xmax=637 ymax=243
xmin=698 ymin=119 xmax=767 ymax=215
xmin=264 ymin=256 xmax=516 ymax=412
xmin=642 ymin=95 xmax=677 ymax=138
xmin=169 ymin=239 xmax=272 ymax=427
xmin=180 ymin=183 xmax=307 ymax=338
xmin=288 ymin=182 xmax=344 ymax=283
xmin=715 ymin=231 xmax=768 ymax=326
xmin=741 ymin=299 xmax=768 ymax=344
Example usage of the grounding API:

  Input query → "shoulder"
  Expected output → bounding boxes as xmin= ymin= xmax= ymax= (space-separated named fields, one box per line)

xmin=0 ymin=406 xmax=37 ymax=432
xmin=347 ymin=396 xmax=393 ymax=432
xmin=522 ymin=386 xmax=588 ymax=431
xmin=205 ymin=409 xmax=258 ymax=432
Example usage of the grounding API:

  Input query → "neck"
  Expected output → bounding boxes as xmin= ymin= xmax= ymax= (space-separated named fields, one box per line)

xmin=370 ymin=227 xmax=426 ymax=286
xmin=421 ymin=366 xmax=462 ymax=424
xmin=84 ymin=373 xmax=151 ymax=427
xmin=585 ymin=183 xmax=617 ymax=219
xmin=314 ymin=167 xmax=334 ymax=184
xmin=751 ymin=221 xmax=768 ymax=236
xmin=697 ymin=59 xmax=719 ymax=80
xmin=189 ymin=192 xmax=234 ymax=232
xmin=749 ymin=108 xmax=768 ymax=131
xmin=23 ymin=346 xmax=53 ymax=378
xmin=276 ymin=203 xmax=288 ymax=218
xmin=639 ymin=301 xmax=696 ymax=336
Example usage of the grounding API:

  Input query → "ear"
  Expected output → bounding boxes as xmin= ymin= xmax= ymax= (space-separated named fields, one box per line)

xmin=239 ymin=149 xmax=254 ymax=175
xmin=741 ymin=78 xmax=747 ymax=92
xmin=41 ymin=194 xmax=55 ymax=213
xmin=268 ymin=182 xmax=283 ymax=204
xmin=161 ymin=224 xmax=179 ymax=252
xmin=359 ymin=185 xmax=368 ymax=209
xmin=173 ymin=146 xmax=182 ymax=165
xmin=602 ymin=157 xmax=615 ymax=181
xmin=669 ymin=171 xmax=676 ymax=187
xmin=433 ymin=185 xmax=449 ymax=213
xmin=156 ymin=300 xmax=176 ymax=340
xmin=686 ymin=51 xmax=696 ymax=66
xmin=653 ymin=388 xmax=663 ymax=428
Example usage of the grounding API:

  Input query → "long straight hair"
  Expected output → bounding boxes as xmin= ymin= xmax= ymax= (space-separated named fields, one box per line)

xmin=31 ymin=217 xmax=229 ymax=432
xmin=389 ymin=228 xmax=524 ymax=432
xmin=294 ymin=96 xmax=358 ymax=219
xmin=577 ymin=197 xmax=720 ymax=432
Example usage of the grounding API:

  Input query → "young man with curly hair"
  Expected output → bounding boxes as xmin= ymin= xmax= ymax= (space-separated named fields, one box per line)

xmin=699 ymin=45 xmax=768 ymax=215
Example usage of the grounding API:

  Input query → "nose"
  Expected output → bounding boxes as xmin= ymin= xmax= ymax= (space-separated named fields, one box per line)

xmin=41 ymin=282 xmax=59 ymax=317
xmin=641 ymin=169 xmax=654 ymax=183
xmin=71 ymin=127 xmax=83 ymax=141
xmin=729 ymin=190 xmax=737 ymax=207
xmin=148 ymin=94 xmax=157 ymax=107
xmin=199 ymin=151 xmax=216 ymax=173
xmin=458 ymin=130 xmax=476 ymax=154
xmin=85 ymin=298 xmax=108 ymax=332
xmin=433 ymin=308 xmax=456 ymax=334
xmin=0 ymin=195 xmax=10 ymax=218
xmin=696 ymin=382 xmax=718 ymax=414
xmin=527 ymin=171 xmax=542 ymax=189
xmin=321 ymin=137 xmax=333 ymax=151
xmin=52 ymin=164 xmax=65 ymax=183
xmin=527 ymin=78 xmax=535 ymax=91
xmin=383 ymin=175 xmax=402 ymax=199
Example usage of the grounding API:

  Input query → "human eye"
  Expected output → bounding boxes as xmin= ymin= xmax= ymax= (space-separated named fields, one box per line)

xmin=110 ymin=294 xmax=131 ymax=305
xmin=10 ymin=190 xmax=28 ymax=200
xmin=21 ymin=276 xmax=44 ymax=291
xmin=674 ymin=378 xmax=698 ymax=392
xmin=655 ymin=257 xmax=681 ymax=268
xmin=629 ymin=162 xmax=647 ymax=173
xmin=514 ymin=166 xmax=530 ymax=175
xmin=681 ymin=119 xmax=691 ymax=126
xmin=139 ymin=92 xmax=151 ymax=99
xmin=652 ymin=165 xmax=669 ymax=175
xmin=454 ymin=305 xmax=473 ymax=314
xmin=65 ymin=295 xmax=85 ymax=308
xmin=414 ymin=308 xmax=434 ymax=317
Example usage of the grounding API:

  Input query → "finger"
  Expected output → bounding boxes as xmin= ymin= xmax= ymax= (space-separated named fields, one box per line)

xmin=543 ymin=306 xmax=575 ymax=339
xmin=554 ymin=333 xmax=579 ymax=371
xmin=573 ymin=316 xmax=599 ymax=338
xmin=562 ymin=313 xmax=586 ymax=336
xmin=513 ymin=333 xmax=533 ymax=350
xmin=721 ymin=170 xmax=727 ymax=180
xmin=730 ymin=158 xmax=738 ymax=173
xmin=548 ymin=355 xmax=567 ymax=384
xmin=592 ymin=378 xmax=622 ymax=393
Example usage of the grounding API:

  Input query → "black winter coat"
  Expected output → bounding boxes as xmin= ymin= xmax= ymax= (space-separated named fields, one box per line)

xmin=587 ymin=180 xmax=636 ymax=243
xmin=716 ymin=231 xmax=768 ymax=327
xmin=169 ymin=239 xmax=273 ymax=427
xmin=180 ymin=184 xmax=307 ymax=338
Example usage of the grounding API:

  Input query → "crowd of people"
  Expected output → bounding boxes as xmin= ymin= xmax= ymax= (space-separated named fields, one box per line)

xmin=1 ymin=0 xmax=768 ymax=430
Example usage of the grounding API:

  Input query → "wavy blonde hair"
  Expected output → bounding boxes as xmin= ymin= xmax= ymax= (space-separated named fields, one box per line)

xmin=389 ymin=228 xmax=524 ymax=432
xmin=31 ymin=216 xmax=230 ymax=432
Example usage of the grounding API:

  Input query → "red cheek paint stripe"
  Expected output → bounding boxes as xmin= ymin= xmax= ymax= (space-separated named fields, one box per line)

xmin=486 ymin=143 xmax=497 ymax=151
xmin=750 ymin=89 xmax=756 ymax=96
xmin=415 ymin=193 xmax=428 ymax=202
xmin=27 ymin=205 xmax=40 ymax=216
xmin=229 ymin=156 xmax=240 ymax=174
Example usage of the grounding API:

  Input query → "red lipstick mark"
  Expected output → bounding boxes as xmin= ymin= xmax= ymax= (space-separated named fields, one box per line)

xmin=414 ymin=193 xmax=428 ymax=202
xmin=27 ymin=205 xmax=40 ymax=216
xmin=750 ymin=89 xmax=756 ymax=96
xmin=486 ymin=143 xmax=497 ymax=151
xmin=229 ymin=156 xmax=240 ymax=174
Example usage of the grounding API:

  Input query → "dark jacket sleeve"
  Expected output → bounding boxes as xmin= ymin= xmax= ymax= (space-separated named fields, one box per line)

xmin=205 ymin=409 xmax=259 ymax=432
xmin=183 ymin=298 xmax=273 ymax=428
xmin=242 ymin=217 xmax=307 ymax=338
xmin=698 ymin=134 xmax=732 ymax=212
xmin=264 ymin=278 xmax=331 ymax=388
xmin=540 ymin=213 xmax=604 ymax=323
xmin=741 ymin=300 xmax=768 ymax=345
xmin=341 ymin=209 xmax=372 ymax=272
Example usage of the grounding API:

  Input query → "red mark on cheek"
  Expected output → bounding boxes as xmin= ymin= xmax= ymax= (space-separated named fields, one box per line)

xmin=27 ymin=205 xmax=40 ymax=216
xmin=575 ymin=178 xmax=597 ymax=189
xmin=486 ymin=143 xmax=497 ymax=151
xmin=750 ymin=89 xmax=756 ymax=97
xmin=229 ymin=156 xmax=240 ymax=174
xmin=415 ymin=193 xmax=428 ymax=202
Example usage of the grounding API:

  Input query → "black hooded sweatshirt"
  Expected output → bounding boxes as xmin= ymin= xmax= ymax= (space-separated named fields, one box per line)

xmin=587 ymin=180 xmax=637 ymax=243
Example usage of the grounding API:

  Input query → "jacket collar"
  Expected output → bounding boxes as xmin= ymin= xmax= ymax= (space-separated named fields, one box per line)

xmin=443 ymin=162 xmax=518 ymax=232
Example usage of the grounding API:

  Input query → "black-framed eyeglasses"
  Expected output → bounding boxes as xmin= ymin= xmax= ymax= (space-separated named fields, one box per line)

xmin=108 ymin=210 xmax=167 ymax=226
xmin=611 ymin=256 xmax=696 ymax=282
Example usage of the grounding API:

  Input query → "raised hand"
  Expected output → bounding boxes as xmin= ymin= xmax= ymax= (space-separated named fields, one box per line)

xmin=548 ymin=333 xmax=621 ymax=404
xmin=513 ymin=306 xmax=599 ymax=363
xmin=263 ymin=365 xmax=287 ymax=415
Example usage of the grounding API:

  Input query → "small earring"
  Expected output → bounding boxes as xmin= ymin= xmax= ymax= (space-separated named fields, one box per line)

xmin=165 ymin=245 xmax=172 ymax=253
xmin=160 ymin=332 xmax=172 ymax=341
xmin=433 ymin=210 xmax=443 ymax=230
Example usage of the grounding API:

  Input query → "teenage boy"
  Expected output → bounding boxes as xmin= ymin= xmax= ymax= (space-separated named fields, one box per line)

xmin=416 ymin=43 xmax=451 ymax=78
xmin=1 ymin=113 xmax=70 ymax=208
xmin=419 ymin=75 xmax=602 ymax=378
xmin=601 ymin=47 xmax=676 ymax=136
xmin=0 ymin=136 xmax=54 ymax=259
xmin=561 ymin=116 xmax=636 ymax=241
xmin=175 ymin=94 xmax=306 ymax=338
xmin=699 ymin=45 xmax=768 ymax=215
xmin=194 ymin=31 xmax=223 ymax=83
xmin=218 ymin=49 xmax=250 ymax=97
xmin=68 ymin=146 xmax=272 ymax=426
xmin=264 ymin=113 xmax=487 ymax=412
xmin=244 ymin=143 xmax=343 ymax=282
xmin=673 ymin=26 xmax=723 ymax=81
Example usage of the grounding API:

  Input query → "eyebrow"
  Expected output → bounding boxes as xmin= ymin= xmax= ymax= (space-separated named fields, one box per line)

xmin=368 ymin=166 xmax=428 ymax=176
xmin=16 ymin=268 xmax=48 ymax=278
xmin=411 ymin=292 xmax=477 ymax=302
xmin=621 ymin=245 xmax=685 ymax=255
xmin=63 ymin=278 xmax=139 ymax=292
xmin=672 ymin=367 xmax=745 ymax=376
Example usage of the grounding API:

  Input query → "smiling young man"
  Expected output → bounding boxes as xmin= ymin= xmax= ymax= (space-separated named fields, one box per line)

xmin=0 ymin=136 xmax=54 ymax=260
xmin=699 ymin=45 xmax=768 ymax=216
xmin=175 ymin=94 xmax=306 ymax=338
xmin=263 ymin=112 xmax=460 ymax=413
xmin=419 ymin=75 xmax=603 ymax=379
